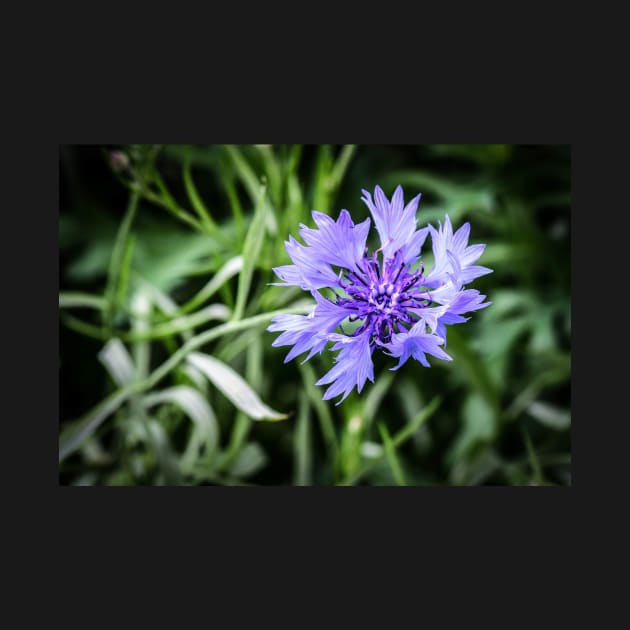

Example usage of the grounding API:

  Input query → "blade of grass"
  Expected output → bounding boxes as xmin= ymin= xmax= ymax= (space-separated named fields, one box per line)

xmin=182 ymin=151 xmax=219 ymax=234
xmin=392 ymin=395 xmax=442 ymax=449
xmin=298 ymin=362 xmax=339 ymax=458
xmin=187 ymin=353 xmax=285 ymax=421
xmin=133 ymin=179 xmax=205 ymax=233
xmin=312 ymin=144 xmax=333 ymax=213
xmin=377 ymin=422 xmax=407 ymax=486
xmin=115 ymin=234 xmax=135 ymax=311
xmin=179 ymin=256 xmax=243 ymax=314
xmin=521 ymin=425 xmax=544 ymax=485
xmin=255 ymin=145 xmax=282 ymax=204
xmin=224 ymin=145 xmax=261 ymax=201
xmin=219 ymin=158 xmax=245 ymax=240
xmin=329 ymin=144 xmax=356 ymax=192
xmin=293 ymin=391 xmax=312 ymax=486
xmin=104 ymin=190 xmax=139 ymax=332
xmin=232 ymin=183 xmax=267 ymax=321
xmin=59 ymin=292 xmax=107 ymax=310
xmin=361 ymin=370 xmax=394 ymax=428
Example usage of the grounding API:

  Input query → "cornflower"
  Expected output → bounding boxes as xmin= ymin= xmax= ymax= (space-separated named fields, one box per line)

xmin=268 ymin=185 xmax=492 ymax=403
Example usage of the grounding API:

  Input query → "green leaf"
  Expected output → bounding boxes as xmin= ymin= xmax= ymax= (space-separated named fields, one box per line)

xmin=446 ymin=327 xmax=500 ymax=416
xmin=298 ymin=362 xmax=339 ymax=459
xmin=293 ymin=392 xmax=312 ymax=486
xmin=59 ymin=292 xmax=107 ymax=310
xmin=182 ymin=153 xmax=218 ymax=233
xmin=526 ymin=400 xmax=571 ymax=431
xmin=392 ymin=395 xmax=442 ymax=449
xmin=361 ymin=370 xmax=394 ymax=427
xmin=228 ymin=442 xmax=267 ymax=478
xmin=143 ymin=417 xmax=181 ymax=484
xmin=377 ymin=422 xmax=407 ymax=486
xmin=339 ymin=396 xmax=441 ymax=486
xmin=143 ymin=386 xmax=218 ymax=448
xmin=132 ymin=224 xmax=223 ymax=293
xmin=232 ymin=183 xmax=267 ymax=321
xmin=224 ymin=145 xmax=261 ymax=201
xmin=329 ymin=144 xmax=356 ymax=191
xmin=143 ymin=385 xmax=220 ymax=467
xmin=104 ymin=191 xmax=139 ymax=329
xmin=97 ymin=338 xmax=136 ymax=386
xmin=521 ymin=426 xmax=544 ymax=484
xmin=382 ymin=170 xmax=494 ymax=220
xmin=132 ymin=304 xmax=231 ymax=340
xmin=360 ymin=441 xmax=384 ymax=459
xmin=59 ymin=388 xmax=133 ymax=462
xmin=187 ymin=352 xmax=287 ymax=421
xmin=449 ymin=447 xmax=502 ymax=486
xmin=180 ymin=256 xmax=243 ymax=314
xmin=447 ymin=393 xmax=497 ymax=466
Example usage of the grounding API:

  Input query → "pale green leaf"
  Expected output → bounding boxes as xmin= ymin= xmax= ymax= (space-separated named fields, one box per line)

xmin=229 ymin=442 xmax=267 ymax=478
xmin=187 ymin=352 xmax=287 ymax=420
xmin=98 ymin=338 xmax=136 ymax=386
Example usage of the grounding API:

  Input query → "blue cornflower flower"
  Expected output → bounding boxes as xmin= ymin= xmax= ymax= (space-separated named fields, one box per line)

xmin=268 ymin=185 xmax=492 ymax=403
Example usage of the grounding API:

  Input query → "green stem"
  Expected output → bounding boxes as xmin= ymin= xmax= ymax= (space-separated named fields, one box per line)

xmin=378 ymin=422 xmax=407 ymax=486
xmin=59 ymin=292 xmax=107 ymax=310
xmin=329 ymin=144 xmax=356 ymax=191
xmin=134 ymin=184 xmax=205 ymax=233
xmin=182 ymin=153 xmax=220 ymax=234
xmin=104 ymin=191 xmax=139 ymax=333
xmin=521 ymin=426 xmax=545 ymax=485
xmin=219 ymin=413 xmax=251 ymax=472
xmin=298 ymin=363 xmax=339 ymax=460
xmin=60 ymin=305 xmax=229 ymax=342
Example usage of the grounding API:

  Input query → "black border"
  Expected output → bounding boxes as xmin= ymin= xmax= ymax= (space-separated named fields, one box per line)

xmin=19 ymin=55 xmax=588 ymax=594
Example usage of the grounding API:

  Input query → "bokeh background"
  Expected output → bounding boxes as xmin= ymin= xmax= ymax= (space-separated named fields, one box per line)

xmin=59 ymin=144 xmax=571 ymax=486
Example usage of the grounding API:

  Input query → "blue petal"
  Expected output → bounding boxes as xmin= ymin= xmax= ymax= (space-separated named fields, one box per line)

xmin=385 ymin=321 xmax=452 ymax=370
xmin=281 ymin=235 xmax=340 ymax=290
xmin=270 ymin=264 xmax=304 ymax=287
xmin=361 ymin=185 xmax=422 ymax=259
xmin=459 ymin=265 xmax=493 ymax=284
xmin=401 ymin=226 xmax=429 ymax=265
xmin=267 ymin=292 xmax=351 ymax=364
xmin=299 ymin=209 xmax=370 ymax=271
xmin=315 ymin=333 xmax=374 ymax=404
xmin=425 ymin=215 xmax=492 ymax=288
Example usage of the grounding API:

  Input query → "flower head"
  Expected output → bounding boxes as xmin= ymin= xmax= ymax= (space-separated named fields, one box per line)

xmin=268 ymin=185 xmax=492 ymax=403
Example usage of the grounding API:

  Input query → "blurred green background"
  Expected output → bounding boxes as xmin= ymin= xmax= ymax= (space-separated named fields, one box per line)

xmin=59 ymin=144 xmax=571 ymax=486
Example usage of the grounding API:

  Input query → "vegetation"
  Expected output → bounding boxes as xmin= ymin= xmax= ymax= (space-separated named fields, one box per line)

xmin=59 ymin=144 xmax=570 ymax=486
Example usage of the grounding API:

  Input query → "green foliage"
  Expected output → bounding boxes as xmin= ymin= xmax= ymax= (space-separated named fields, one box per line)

xmin=59 ymin=144 xmax=571 ymax=485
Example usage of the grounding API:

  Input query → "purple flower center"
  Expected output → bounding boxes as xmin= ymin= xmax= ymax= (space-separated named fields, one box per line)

xmin=336 ymin=249 xmax=431 ymax=344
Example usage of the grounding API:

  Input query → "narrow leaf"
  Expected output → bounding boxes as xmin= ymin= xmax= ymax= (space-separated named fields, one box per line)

xmin=232 ymin=183 xmax=267 ymax=321
xmin=527 ymin=400 xmax=571 ymax=431
xmin=183 ymin=153 xmax=218 ymax=232
xmin=59 ymin=292 xmax=106 ymax=310
xmin=229 ymin=442 xmax=267 ymax=478
xmin=143 ymin=386 xmax=218 ymax=447
xmin=98 ymin=338 xmax=136 ymax=387
xmin=293 ymin=392 xmax=312 ymax=486
xmin=143 ymin=385 xmax=219 ymax=463
xmin=181 ymin=256 xmax=243 ymax=314
xmin=187 ymin=352 xmax=287 ymax=420
xmin=378 ymin=422 xmax=407 ymax=486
